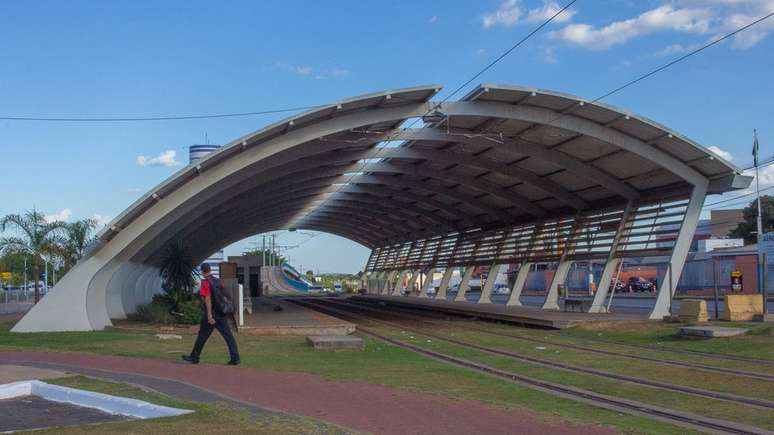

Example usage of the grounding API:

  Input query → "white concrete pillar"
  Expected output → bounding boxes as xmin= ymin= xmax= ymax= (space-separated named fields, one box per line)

xmin=409 ymin=269 xmax=422 ymax=295
xmin=376 ymin=272 xmax=385 ymax=294
xmin=506 ymin=263 xmax=531 ymax=306
xmin=419 ymin=268 xmax=436 ymax=298
xmin=479 ymin=263 xmax=504 ymax=304
xmin=650 ymin=185 xmax=707 ymax=319
xmin=542 ymin=261 xmax=573 ymax=310
xmin=589 ymin=258 xmax=621 ymax=312
xmin=589 ymin=202 xmax=634 ymax=313
xmin=454 ymin=266 xmax=475 ymax=302
xmin=382 ymin=271 xmax=396 ymax=295
xmin=392 ymin=270 xmax=408 ymax=295
xmin=435 ymin=268 xmax=454 ymax=300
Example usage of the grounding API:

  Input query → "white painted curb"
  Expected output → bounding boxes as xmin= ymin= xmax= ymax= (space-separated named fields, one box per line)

xmin=0 ymin=380 xmax=192 ymax=419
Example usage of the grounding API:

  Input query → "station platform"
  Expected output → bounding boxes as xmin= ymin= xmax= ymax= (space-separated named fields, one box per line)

xmin=351 ymin=295 xmax=647 ymax=329
xmin=239 ymin=297 xmax=356 ymax=336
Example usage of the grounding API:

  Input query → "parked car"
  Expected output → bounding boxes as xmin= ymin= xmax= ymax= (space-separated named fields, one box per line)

xmin=628 ymin=276 xmax=656 ymax=292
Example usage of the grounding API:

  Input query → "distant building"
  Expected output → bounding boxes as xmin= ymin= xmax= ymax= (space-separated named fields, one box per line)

xmin=190 ymin=144 xmax=224 ymax=278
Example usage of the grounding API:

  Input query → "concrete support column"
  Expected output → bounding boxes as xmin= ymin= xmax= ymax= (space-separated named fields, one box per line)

xmin=392 ymin=270 xmax=408 ymax=296
xmin=454 ymin=266 xmax=475 ymax=302
xmin=479 ymin=263 xmax=504 ymax=304
xmin=435 ymin=268 xmax=454 ymax=300
xmin=372 ymin=272 xmax=380 ymax=294
xmin=506 ymin=263 xmax=531 ymax=306
xmin=589 ymin=258 xmax=621 ymax=312
xmin=410 ymin=269 xmax=422 ymax=295
xmin=589 ymin=202 xmax=634 ymax=313
xmin=382 ymin=271 xmax=395 ymax=295
xmin=542 ymin=261 xmax=573 ymax=310
xmin=419 ymin=268 xmax=436 ymax=298
xmin=374 ymin=272 xmax=387 ymax=295
xmin=650 ymin=185 xmax=707 ymax=319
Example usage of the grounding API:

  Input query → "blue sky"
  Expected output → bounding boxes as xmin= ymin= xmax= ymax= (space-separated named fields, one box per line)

xmin=2 ymin=1 xmax=773 ymax=273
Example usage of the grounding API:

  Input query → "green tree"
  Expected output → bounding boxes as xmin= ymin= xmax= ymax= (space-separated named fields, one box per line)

xmin=0 ymin=210 xmax=67 ymax=302
xmin=0 ymin=252 xmax=27 ymax=286
xmin=729 ymin=195 xmax=774 ymax=244
xmin=157 ymin=240 xmax=199 ymax=309
xmin=62 ymin=219 xmax=98 ymax=270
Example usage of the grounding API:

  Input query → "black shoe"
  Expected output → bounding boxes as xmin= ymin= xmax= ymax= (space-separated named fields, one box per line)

xmin=181 ymin=354 xmax=199 ymax=364
xmin=227 ymin=359 xmax=240 ymax=366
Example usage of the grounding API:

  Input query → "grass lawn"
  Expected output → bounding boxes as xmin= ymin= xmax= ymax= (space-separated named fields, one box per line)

xmin=0 ymin=320 xmax=690 ymax=434
xmin=41 ymin=376 xmax=355 ymax=434
xmin=368 ymin=324 xmax=774 ymax=431
xmin=4 ymin=316 xmax=773 ymax=433
xmin=561 ymin=320 xmax=774 ymax=360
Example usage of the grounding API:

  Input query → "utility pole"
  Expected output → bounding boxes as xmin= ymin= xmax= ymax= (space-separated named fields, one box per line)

xmin=261 ymin=235 xmax=266 ymax=267
xmin=272 ymin=234 xmax=277 ymax=267
xmin=754 ymin=129 xmax=765 ymax=302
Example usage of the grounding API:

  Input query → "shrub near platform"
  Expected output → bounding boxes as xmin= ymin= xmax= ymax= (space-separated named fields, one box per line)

xmin=129 ymin=296 xmax=201 ymax=325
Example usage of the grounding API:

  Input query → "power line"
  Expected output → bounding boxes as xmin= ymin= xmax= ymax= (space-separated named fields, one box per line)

xmin=0 ymin=105 xmax=327 ymax=122
xmin=295 ymin=0 xmax=578 ymax=227
xmin=544 ymin=10 xmax=774 ymax=127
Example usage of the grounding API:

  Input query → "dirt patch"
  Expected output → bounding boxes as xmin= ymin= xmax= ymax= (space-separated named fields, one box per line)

xmin=0 ymin=395 xmax=128 ymax=431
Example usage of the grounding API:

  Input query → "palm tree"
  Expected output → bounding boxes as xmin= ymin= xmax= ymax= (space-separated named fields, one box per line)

xmin=63 ymin=219 xmax=97 ymax=269
xmin=158 ymin=240 xmax=199 ymax=309
xmin=0 ymin=210 xmax=67 ymax=303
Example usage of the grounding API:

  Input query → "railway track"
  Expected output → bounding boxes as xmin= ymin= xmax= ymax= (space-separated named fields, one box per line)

xmin=353 ymin=296 xmax=774 ymax=367
xmin=311 ymin=298 xmax=774 ymax=410
xmin=292 ymin=298 xmax=771 ymax=435
xmin=341 ymin=298 xmax=774 ymax=381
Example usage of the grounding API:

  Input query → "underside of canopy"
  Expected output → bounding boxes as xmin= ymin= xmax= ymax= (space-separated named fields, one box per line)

xmin=14 ymin=84 xmax=751 ymax=331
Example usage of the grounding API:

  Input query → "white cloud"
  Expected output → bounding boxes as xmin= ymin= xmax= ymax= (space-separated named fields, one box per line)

xmin=550 ymin=5 xmax=713 ymax=50
xmin=708 ymin=145 xmax=735 ymax=161
xmin=482 ymin=0 xmax=576 ymax=29
xmin=526 ymin=1 xmax=577 ymax=23
xmin=45 ymin=208 xmax=71 ymax=223
xmin=92 ymin=214 xmax=112 ymax=227
xmin=482 ymin=0 xmax=522 ymax=29
xmin=136 ymin=150 xmax=180 ymax=167
xmin=551 ymin=1 xmax=774 ymax=51
xmin=276 ymin=63 xmax=349 ymax=79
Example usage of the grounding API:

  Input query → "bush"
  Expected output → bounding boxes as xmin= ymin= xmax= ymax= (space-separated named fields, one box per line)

xmin=176 ymin=300 xmax=202 ymax=325
xmin=129 ymin=299 xmax=174 ymax=324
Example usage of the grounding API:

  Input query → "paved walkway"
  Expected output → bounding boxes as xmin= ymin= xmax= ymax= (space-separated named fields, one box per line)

xmin=1 ymin=351 xmax=613 ymax=435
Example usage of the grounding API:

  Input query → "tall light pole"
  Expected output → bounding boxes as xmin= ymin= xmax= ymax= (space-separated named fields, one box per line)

xmin=754 ymin=129 xmax=765 ymax=299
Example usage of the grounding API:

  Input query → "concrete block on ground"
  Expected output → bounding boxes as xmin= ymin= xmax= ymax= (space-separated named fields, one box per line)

xmin=306 ymin=335 xmax=364 ymax=351
xmin=678 ymin=326 xmax=747 ymax=338
xmin=724 ymin=294 xmax=763 ymax=321
xmin=678 ymin=299 xmax=708 ymax=323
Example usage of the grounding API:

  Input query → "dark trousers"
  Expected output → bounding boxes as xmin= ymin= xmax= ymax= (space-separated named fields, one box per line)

xmin=190 ymin=316 xmax=240 ymax=362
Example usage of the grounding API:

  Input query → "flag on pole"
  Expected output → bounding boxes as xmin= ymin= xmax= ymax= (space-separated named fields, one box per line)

xmin=753 ymin=129 xmax=759 ymax=167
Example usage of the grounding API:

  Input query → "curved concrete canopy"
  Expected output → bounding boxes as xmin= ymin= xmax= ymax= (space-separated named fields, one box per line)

xmin=14 ymin=84 xmax=751 ymax=332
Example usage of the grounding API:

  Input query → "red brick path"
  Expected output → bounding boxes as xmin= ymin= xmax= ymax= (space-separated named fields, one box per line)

xmin=1 ymin=351 xmax=614 ymax=435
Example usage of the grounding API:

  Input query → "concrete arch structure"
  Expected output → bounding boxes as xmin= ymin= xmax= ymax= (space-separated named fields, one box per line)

xmin=14 ymin=84 xmax=750 ymax=332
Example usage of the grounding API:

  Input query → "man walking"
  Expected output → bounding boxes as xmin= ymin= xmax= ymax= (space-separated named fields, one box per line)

xmin=182 ymin=263 xmax=240 ymax=365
